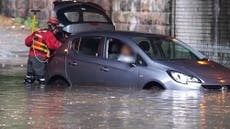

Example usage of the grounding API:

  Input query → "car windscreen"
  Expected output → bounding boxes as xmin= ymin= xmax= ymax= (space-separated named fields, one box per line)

xmin=133 ymin=37 xmax=206 ymax=60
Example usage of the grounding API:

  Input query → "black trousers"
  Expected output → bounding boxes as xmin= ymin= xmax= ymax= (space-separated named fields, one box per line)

xmin=26 ymin=56 xmax=46 ymax=81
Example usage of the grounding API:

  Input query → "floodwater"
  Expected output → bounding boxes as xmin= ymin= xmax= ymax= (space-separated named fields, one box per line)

xmin=1 ymin=76 xmax=230 ymax=129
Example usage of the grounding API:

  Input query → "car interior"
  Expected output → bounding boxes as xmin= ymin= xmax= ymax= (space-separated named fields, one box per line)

xmin=72 ymin=37 xmax=101 ymax=57
xmin=135 ymin=38 xmax=198 ymax=60
xmin=71 ymin=37 xmax=147 ymax=65
xmin=106 ymin=38 xmax=144 ymax=65
xmin=107 ymin=38 xmax=123 ymax=60
xmin=107 ymin=38 xmax=135 ymax=60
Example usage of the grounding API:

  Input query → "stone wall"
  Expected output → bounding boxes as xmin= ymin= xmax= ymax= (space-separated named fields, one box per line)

xmin=112 ymin=0 xmax=171 ymax=35
xmin=0 ymin=0 xmax=172 ymax=35
xmin=0 ymin=0 xmax=54 ymax=24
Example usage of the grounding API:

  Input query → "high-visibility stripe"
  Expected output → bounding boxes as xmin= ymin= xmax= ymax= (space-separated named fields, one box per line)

xmin=32 ymin=46 xmax=49 ymax=53
xmin=32 ymin=38 xmax=50 ymax=58
xmin=35 ymin=33 xmax=42 ymax=38
xmin=34 ymin=41 xmax=47 ymax=48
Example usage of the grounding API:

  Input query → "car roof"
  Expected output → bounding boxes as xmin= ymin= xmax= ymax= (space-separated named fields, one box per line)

xmin=71 ymin=31 xmax=172 ymax=39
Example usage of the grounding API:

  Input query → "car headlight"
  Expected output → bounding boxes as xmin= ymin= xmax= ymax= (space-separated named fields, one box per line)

xmin=167 ymin=70 xmax=202 ymax=84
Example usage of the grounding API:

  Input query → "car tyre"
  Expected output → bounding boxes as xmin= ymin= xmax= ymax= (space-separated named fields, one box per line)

xmin=48 ymin=76 xmax=70 ymax=88
xmin=143 ymin=82 xmax=165 ymax=91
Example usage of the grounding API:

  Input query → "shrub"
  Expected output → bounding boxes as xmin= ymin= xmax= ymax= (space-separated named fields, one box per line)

xmin=15 ymin=17 xmax=23 ymax=24
xmin=24 ymin=17 xmax=40 ymax=27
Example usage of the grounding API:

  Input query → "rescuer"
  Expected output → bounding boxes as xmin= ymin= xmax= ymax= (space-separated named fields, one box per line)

xmin=24 ymin=18 xmax=62 ymax=87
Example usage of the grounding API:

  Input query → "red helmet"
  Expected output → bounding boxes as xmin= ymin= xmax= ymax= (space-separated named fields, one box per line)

xmin=47 ymin=18 xmax=59 ymax=25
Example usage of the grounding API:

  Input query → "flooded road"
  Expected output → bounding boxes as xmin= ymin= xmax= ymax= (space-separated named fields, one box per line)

xmin=1 ymin=76 xmax=230 ymax=129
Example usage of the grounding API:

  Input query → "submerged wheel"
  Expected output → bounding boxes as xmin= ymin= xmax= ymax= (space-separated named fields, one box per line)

xmin=143 ymin=82 xmax=165 ymax=91
xmin=48 ymin=76 xmax=70 ymax=88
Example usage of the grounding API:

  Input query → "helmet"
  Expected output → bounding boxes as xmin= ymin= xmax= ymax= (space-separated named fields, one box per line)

xmin=47 ymin=18 xmax=59 ymax=25
xmin=47 ymin=18 xmax=59 ymax=33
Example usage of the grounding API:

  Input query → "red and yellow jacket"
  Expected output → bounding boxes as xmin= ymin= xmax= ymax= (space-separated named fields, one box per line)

xmin=25 ymin=30 xmax=62 ymax=59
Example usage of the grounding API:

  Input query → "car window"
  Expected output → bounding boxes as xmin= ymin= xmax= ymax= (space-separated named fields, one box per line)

xmin=106 ymin=38 xmax=136 ymax=64
xmin=73 ymin=37 xmax=103 ymax=57
xmin=160 ymin=39 xmax=197 ymax=60
xmin=56 ymin=4 xmax=114 ymax=26
xmin=136 ymin=38 xmax=162 ymax=59
xmin=83 ymin=12 xmax=108 ymax=23
xmin=134 ymin=37 xmax=198 ymax=60
xmin=72 ymin=38 xmax=81 ymax=53
xmin=64 ymin=12 xmax=80 ymax=22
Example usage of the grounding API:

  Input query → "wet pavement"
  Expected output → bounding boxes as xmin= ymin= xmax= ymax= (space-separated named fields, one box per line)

xmin=0 ymin=25 xmax=29 ymax=64
xmin=1 ymin=76 xmax=230 ymax=129
xmin=0 ymin=24 xmax=29 ymax=75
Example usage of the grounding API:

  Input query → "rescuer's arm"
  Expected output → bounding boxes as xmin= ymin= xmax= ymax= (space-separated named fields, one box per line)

xmin=46 ymin=32 xmax=62 ymax=50
xmin=25 ymin=33 xmax=35 ymax=47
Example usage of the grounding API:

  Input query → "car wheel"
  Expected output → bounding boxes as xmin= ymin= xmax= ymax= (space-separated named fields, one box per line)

xmin=149 ymin=85 xmax=164 ymax=91
xmin=48 ymin=76 xmax=69 ymax=88
xmin=143 ymin=82 xmax=165 ymax=91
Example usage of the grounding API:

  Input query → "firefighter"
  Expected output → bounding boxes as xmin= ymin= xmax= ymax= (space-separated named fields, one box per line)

xmin=24 ymin=18 xmax=62 ymax=87
xmin=55 ymin=23 xmax=69 ymax=43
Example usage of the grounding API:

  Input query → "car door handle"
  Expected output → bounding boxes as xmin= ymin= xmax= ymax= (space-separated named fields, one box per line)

xmin=69 ymin=61 xmax=78 ymax=66
xmin=100 ymin=67 xmax=109 ymax=72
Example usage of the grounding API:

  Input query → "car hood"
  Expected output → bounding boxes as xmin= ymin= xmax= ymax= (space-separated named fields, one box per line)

xmin=156 ymin=60 xmax=230 ymax=85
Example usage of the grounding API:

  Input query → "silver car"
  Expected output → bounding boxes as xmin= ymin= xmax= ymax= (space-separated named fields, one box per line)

xmin=47 ymin=31 xmax=230 ymax=90
xmin=47 ymin=1 xmax=230 ymax=90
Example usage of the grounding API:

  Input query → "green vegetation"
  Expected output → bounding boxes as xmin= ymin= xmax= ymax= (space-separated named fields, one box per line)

xmin=15 ymin=16 xmax=40 ymax=27
xmin=23 ymin=17 xmax=33 ymax=26
xmin=15 ymin=17 xmax=23 ymax=24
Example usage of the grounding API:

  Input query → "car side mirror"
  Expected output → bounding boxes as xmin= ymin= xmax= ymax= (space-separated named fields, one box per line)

xmin=202 ymin=57 xmax=209 ymax=61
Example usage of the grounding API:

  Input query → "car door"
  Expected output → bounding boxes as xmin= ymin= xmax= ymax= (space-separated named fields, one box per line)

xmin=67 ymin=36 xmax=105 ymax=86
xmin=97 ymin=37 xmax=139 ymax=88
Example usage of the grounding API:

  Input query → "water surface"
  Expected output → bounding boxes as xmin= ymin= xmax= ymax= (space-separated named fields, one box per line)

xmin=0 ymin=76 xmax=230 ymax=129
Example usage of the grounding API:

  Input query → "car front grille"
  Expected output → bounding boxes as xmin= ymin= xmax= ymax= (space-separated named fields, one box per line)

xmin=202 ymin=85 xmax=230 ymax=90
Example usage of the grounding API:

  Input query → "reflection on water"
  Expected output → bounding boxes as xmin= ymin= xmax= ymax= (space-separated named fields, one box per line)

xmin=1 ymin=77 xmax=230 ymax=129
